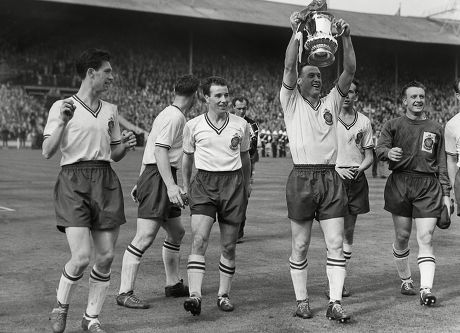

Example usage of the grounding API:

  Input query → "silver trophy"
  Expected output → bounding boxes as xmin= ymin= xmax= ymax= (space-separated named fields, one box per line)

xmin=297 ymin=1 xmax=343 ymax=67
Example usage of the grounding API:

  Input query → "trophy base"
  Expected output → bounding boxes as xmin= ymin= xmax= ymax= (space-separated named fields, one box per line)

xmin=308 ymin=48 xmax=335 ymax=67
xmin=304 ymin=35 xmax=338 ymax=67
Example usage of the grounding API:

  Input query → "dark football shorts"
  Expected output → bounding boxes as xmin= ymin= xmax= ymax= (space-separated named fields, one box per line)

xmin=340 ymin=171 xmax=370 ymax=215
xmin=286 ymin=164 xmax=348 ymax=221
xmin=189 ymin=169 xmax=247 ymax=225
xmin=384 ymin=171 xmax=442 ymax=218
xmin=455 ymin=169 xmax=460 ymax=216
xmin=137 ymin=164 xmax=181 ymax=220
xmin=54 ymin=161 xmax=126 ymax=233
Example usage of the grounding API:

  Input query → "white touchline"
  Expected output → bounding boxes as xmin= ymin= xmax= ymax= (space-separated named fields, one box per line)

xmin=0 ymin=206 xmax=15 ymax=212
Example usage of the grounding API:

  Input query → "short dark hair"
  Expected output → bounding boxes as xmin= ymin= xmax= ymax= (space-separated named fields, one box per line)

xmin=401 ymin=80 xmax=426 ymax=98
xmin=201 ymin=76 xmax=228 ymax=97
xmin=174 ymin=75 xmax=200 ymax=97
xmin=453 ymin=78 xmax=460 ymax=94
xmin=232 ymin=96 xmax=249 ymax=107
xmin=76 ymin=48 xmax=111 ymax=79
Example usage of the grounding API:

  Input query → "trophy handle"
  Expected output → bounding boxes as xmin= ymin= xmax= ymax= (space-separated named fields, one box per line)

xmin=332 ymin=18 xmax=344 ymax=38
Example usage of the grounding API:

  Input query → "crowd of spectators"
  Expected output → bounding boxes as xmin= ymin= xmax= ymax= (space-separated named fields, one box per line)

xmin=0 ymin=36 xmax=458 ymax=150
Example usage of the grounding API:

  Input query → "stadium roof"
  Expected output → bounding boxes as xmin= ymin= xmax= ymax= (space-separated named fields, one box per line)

xmin=35 ymin=0 xmax=460 ymax=45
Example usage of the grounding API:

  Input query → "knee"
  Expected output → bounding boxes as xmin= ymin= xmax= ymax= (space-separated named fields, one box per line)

xmin=221 ymin=242 xmax=237 ymax=259
xmin=95 ymin=250 xmax=115 ymax=269
xmin=134 ymin=231 xmax=156 ymax=251
xmin=192 ymin=234 xmax=208 ymax=253
xmin=292 ymin=239 xmax=309 ymax=258
xmin=395 ymin=230 xmax=411 ymax=245
xmin=167 ymin=226 xmax=185 ymax=244
xmin=325 ymin=237 xmax=343 ymax=254
xmin=70 ymin=253 xmax=91 ymax=271
xmin=417 ymin=231 xmax=433 ymax=247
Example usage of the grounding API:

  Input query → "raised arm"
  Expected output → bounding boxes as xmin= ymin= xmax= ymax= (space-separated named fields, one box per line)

xmin=336 ymin=20 xmax=356 ymax=95
xmin=283 ymin=12 xmax=302 ymax=88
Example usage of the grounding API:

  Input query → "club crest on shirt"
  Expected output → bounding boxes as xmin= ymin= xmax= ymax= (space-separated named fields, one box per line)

xmin=230 ymin=133 xmax=241 ymax=150
xmin=108 ymin=118 xmax=114 ymax=136
xmin=355 ymin=131 xmax=363 ymax=144
xmin=422 ymin=131 xmax=436 ymax=153
xmin=323 ymin=109 xmax=333 ymax=125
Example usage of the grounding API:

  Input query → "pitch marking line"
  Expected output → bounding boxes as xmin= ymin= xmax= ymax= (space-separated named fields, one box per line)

xmin=0 ymin=206 xmax=15 ymax=212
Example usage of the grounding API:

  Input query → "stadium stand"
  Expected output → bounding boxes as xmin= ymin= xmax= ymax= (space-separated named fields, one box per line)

xmin=0 ymin=0 xmax=459 ymax=148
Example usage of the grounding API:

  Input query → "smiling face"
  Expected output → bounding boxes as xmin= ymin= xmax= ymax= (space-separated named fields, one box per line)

xmin=403 ymin=86 xmax=425 ymax=116
xmin=89 ymin=60 xmax=114 ymax=93
xmin=205 ymin=84 xmax=229 ymax=115
xmin=298 ymin=65 xmax=322 ymax=98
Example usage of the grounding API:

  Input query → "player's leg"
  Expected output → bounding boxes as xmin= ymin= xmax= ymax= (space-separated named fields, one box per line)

xmin=342 ymin=214 xmax=357 ymax=297
xmin=81 ymin=227 xmax=119 ymax=332
xmin=392 ymin=215 xmax=416 ymax=295
xmin=162 ymin=216 xmax=188 ymax=297
xmin=184 ymin=214 xmax=214 ymax=316
xmin=320 ymin=217 xmax=351 ymax=322
xmin=117 ymin=218 xmax=162 ymax=308
xmin=415 ymin=217 xmax=437 ymax=306
xmin=215 ymin=221 xmax=240 ymax=312
xmin=50 ymin=227 xmax=91 ymax=333
xmin=320 ymin=217 xmax=346 ymax=303
xmin=290 ymin=219 xmax=313 ymax=318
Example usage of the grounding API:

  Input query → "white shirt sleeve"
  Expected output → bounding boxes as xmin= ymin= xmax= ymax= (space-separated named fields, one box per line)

xmin=155 ymin=113 xmax=181 ymax=149
xmin=240 ymin=121 xmax=251 ymax=152
xmin=182 ymin=121 xmax=195 ymax=154
xmin=445 ymin=120 xmax=458 ymax=155
xmin=110 ymin=105 xmax=122 ymax=145
xmin=362 ymin=117 xmax=374 ymax=149
xmin=279 ymin=82 xmax=296 ymax=114
xmin=43 ymin=100 xmax=62 ymax=138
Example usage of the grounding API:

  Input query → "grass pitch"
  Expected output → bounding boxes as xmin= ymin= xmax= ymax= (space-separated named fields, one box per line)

xmin=1 ymin=149 xmax=460 ymax=333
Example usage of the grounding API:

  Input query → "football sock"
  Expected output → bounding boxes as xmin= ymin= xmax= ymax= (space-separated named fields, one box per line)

xmin=418 ymin=255 xmax=435 ymax=290
xmin=289 ymin=257 xmax=308 ymax=301
xmin=187 ymin=254 xmax=205 ymax=298
xmin=218 ymin=255 xmax=235 ymax=297
xmin=162 ymin=240 xmax=181 ymax=286
xmin=393 ymin=244 xmax=411 ymax=281
xmin=86 ymin=266 xmax=110 ymax=317
xmin=326 ymin=257 xmax=346 ymax=302
xmin=119 ymin=243 xmax=144 ymax=294
xmin=56 ymin=265 xmax=83 ymax=305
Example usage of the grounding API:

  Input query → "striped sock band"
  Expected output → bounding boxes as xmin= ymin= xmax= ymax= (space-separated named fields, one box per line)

xmin=90 ymin=267 xmax=111 ymax=282
xmin=343 ymin=251 xmax=352 ymax=261
xmin=126 ymin=243 xmax=145 ymax=258
xmin=326 ymin=257 xmax=346 ymax=268
xmin=62 ymin=267 xmax=84 ymax=282
xmin=163 ymin=240 xmax=180 ymax=252
xmin=289 ymin=257 xmax=308 ymax=270
xmin=417 ymin=256 xmax=436 ymax=265
xmin=393 ymin=247 xmax=410 ymax=259
xmin=219 ymin=261 xmax=236 ymax=277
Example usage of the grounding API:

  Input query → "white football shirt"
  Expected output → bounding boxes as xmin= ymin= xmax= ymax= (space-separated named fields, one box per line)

xmin=43 ymin=95 xmax=121 ymax=166
xmin=336 ymin=111 xmax=374 ymax=167
xmin=445 ymin=112 xmax=460 ymax=167
xmin=183 ymin=112 xmax=250 ymax=171
xmin=142 ymin=105 xmax=186 ymax=169
xmin=280 ymin=83 xmax=346 ymax=164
